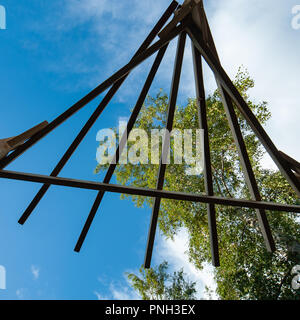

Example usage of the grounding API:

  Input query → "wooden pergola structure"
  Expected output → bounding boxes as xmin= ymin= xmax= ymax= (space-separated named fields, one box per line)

xmin=0 ymin=0 xmax=299 ymax=268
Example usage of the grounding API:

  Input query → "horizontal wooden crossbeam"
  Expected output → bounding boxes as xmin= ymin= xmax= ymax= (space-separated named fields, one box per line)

xmin=0 ymin=169 xmax=299 ymax=213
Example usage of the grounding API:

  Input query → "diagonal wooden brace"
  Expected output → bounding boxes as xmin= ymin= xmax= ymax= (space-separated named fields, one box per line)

xmin=0 ymin=121 xmax=48 ymax=160
xmin=190 ymin=4 xmax=276 ymax=252
xmin=279 ymin=151 xmax=300 ymax=175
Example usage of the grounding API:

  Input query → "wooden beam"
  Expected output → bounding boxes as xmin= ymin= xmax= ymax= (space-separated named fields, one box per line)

xmin=191 ymin=5 xmax=275 ymax=252
xmin=74 ymin=45 xmax=168 ymax=252
xmin=1 ymin=169 xmax=300 ymax=213
xmin=158 ymin=0 xmax=199 ymax=38
xmin=279 ymin=151 xmax=300 ymax=175
xmin=0 ymin=121 xmax=48 ymax=160
xmin=0 ymin=16 xmax=185 ymax=170
xmin=218 ymin=88 xmax=276 ymax=252
xmin=17 ymin=0 xmax=178 ymax=226
xmin=144 ymin=32 xmax=187 ymax=269
xmin=187 ymin=23 xmax=300 ymax=197
xmin=192 ymin=44 xmax=220 ymax=266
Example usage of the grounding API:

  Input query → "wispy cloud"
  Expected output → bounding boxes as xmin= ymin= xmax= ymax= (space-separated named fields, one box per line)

xmin=108 ymin=282 xmax=140 ymax=300
xmin=94 ymin=290 xmax=109 ymax=300
xmin=31 ymin=265 xmax=40 ymax=280
xmin=21 ymin=1 xmax=197 ymax=101
xmin=22 ymin=0 xmax=299 ymax=164
xmin=27 ymin=0 xmax=177 ymax=96
xmin=36 ymin=0 xmax=300 ymax=169
xmin=94 ymin=275 xmax=140 ymax=300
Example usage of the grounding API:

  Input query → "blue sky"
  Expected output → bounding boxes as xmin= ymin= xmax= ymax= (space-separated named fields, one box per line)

xmin=0 ymin=0 xmax=299 ymax=300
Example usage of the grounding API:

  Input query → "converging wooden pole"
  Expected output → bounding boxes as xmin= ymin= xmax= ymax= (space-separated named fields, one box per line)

xmin=0 ymin=0 xmax=298 ymax=267
xmin=0 ymin=121 xmax=48 ymax=160
xmin=187 ymin=23 xmax=300 ymax=197
xmin=189 ymin=5 xmax=276 ymax=252
xmin=74 ymin=45 xmax=169 ymax=253
xmin=144 ymin=32 xmax=187 ymax=269
xmin=192 ymin=44 xmax=220 ymax=266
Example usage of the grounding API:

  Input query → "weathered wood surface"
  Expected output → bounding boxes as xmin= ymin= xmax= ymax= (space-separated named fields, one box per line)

xmin=0 ymin=121 xmax=48 ymax=160
xmin=279 ymin=151 xmax=300 ymax=175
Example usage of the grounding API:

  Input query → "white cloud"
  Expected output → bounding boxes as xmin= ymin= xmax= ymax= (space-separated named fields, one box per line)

xmin=42 ymin=1 xmax=195 ymax=101
xmin=109 ymin=282 xmax=140 ymax=300
xmin=31 ymin=265 xmax=40 ymax=280
xmin=94 ymin=233 xmax=218 ymax=300
xmin=94 ymin=275 xmax=140 ymax=300
xmin=94 ymin=290 xmax=110 ymax=300
xmin=205 ymin=0 xmax=300 ymax=167
xmin=56 ymin=0 xmax=175 ymax=96
xmin=154 ymin=229 xmax=218 ymax=300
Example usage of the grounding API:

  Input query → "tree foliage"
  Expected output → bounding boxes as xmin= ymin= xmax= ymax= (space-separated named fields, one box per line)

xmin=126 ymin=261 xmax=197 ymax=300
xmin=95 ymin=68 xmax=300 ymax=300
